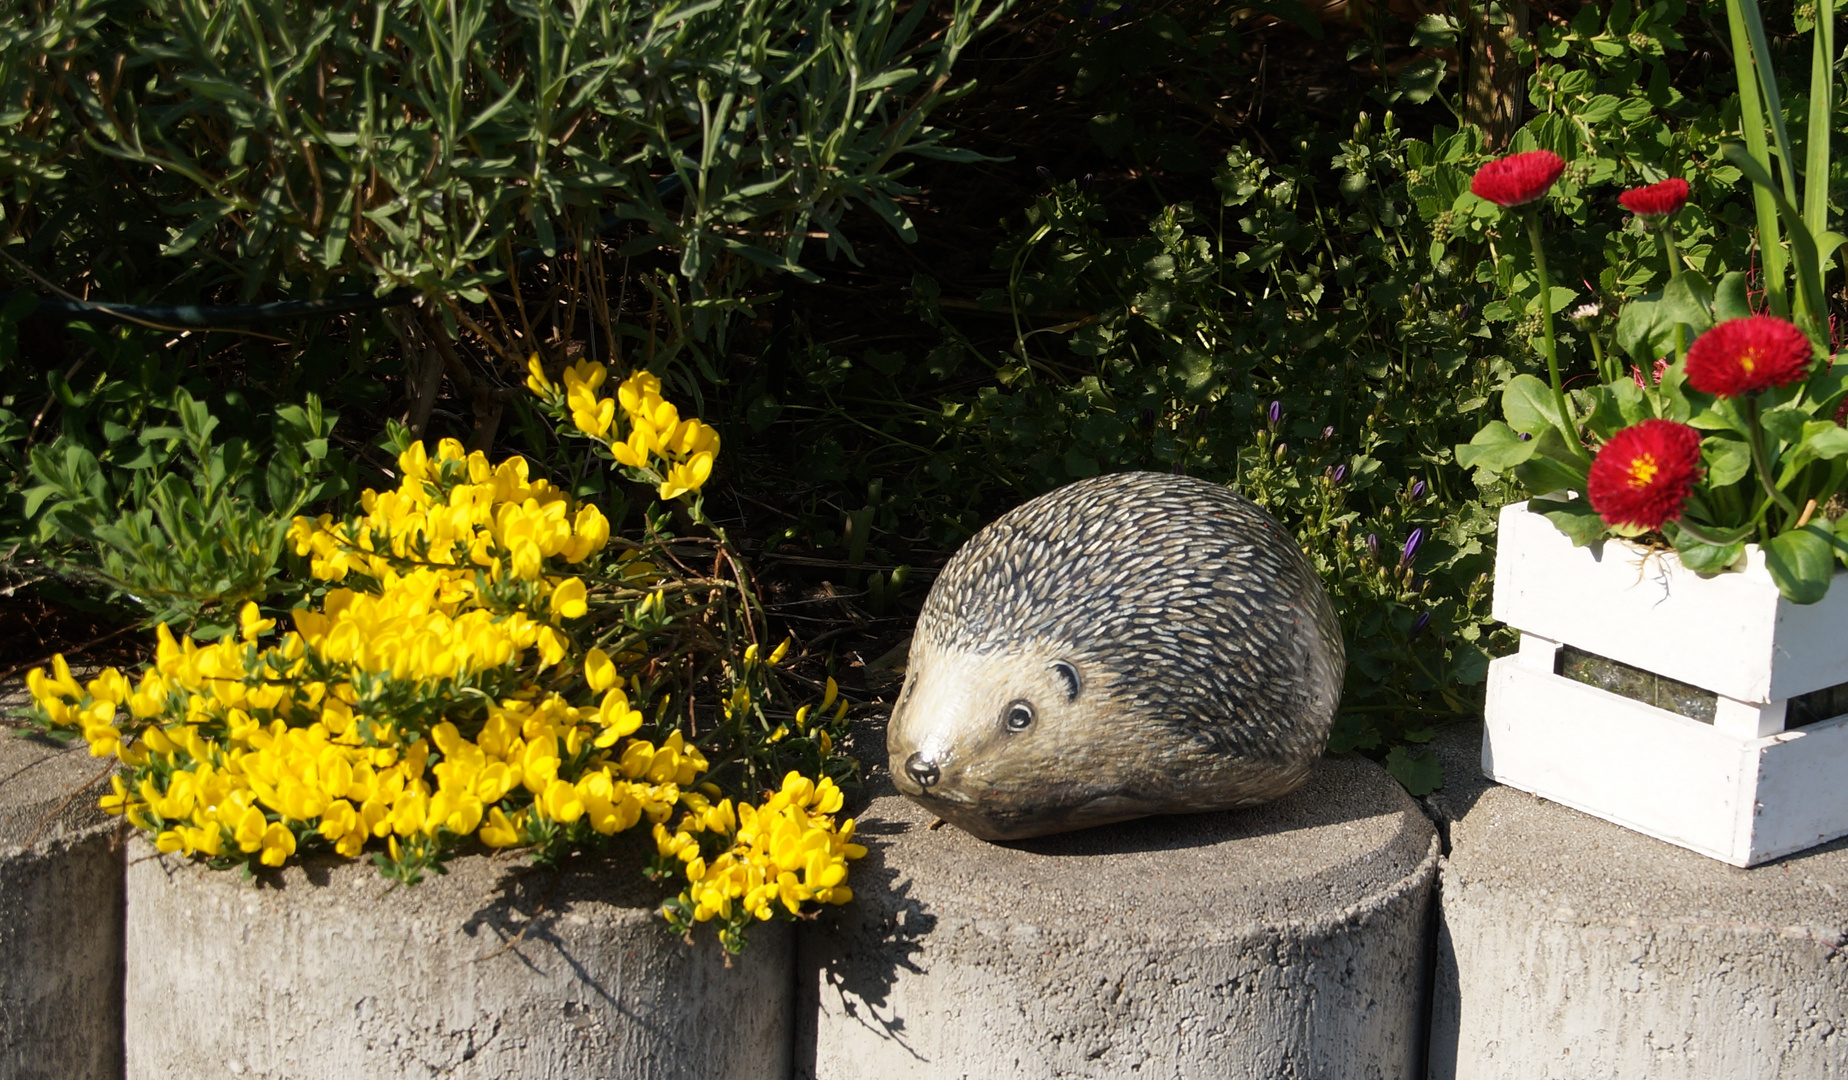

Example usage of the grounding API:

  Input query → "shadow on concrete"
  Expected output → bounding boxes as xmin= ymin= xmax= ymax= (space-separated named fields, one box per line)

xmin=793 ymin=803 xmax=938 ymax=1079
xmin=1001 ymin=752 xmax=1409 ymax=860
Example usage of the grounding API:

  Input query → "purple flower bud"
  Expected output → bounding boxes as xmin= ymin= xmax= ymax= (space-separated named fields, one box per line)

xmin=1409 ymin=612 xmax=1432 ymax=639
xmin=1518 ymin=432 xmax=1532 ymax=441
xmin=1366 ymin=533 xmax=1380 ymax=560
xmin=1268 ymin=400 xmax=1281 ymax=427
xmin=1081 ymin=173 xmax=1095 ymax=192
xmin=1320 ymin=425 xmax=1335 ymax=443
xmin=1332 ymin=464 xmax=1348 ymax=484
xmin=1410 ymin=478 xmax=1426 ymax=499
xmin=1400 ymin=527 xmax=1426 ymax=567
xmin=1036 ymin=165 xmax=1052 ymax=183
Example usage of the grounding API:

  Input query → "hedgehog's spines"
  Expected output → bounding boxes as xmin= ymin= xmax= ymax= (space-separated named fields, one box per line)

xmin=915 ymin=471 xmax=1343 ymax=764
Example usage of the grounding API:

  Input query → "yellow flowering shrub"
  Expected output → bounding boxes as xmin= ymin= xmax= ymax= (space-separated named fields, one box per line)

xmin=652 ymin=770 xmax=867 ymax=953
xmin=525 ymin=358 xmax=720 ymax=502
xmin=27 ymin=373 xmax=862 ymax=951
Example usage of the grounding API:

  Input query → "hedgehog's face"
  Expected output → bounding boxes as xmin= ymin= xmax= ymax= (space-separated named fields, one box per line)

xmin=887 ymin=639 xmax=1142 ymax=841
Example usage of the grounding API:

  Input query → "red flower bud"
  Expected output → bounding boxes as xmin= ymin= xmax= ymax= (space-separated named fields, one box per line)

xmin=1618 ymin=177 xmax=1689 ymax=218
xmin=1586 ymin=419 xmax=1703 ymax=531
xmin=1684 ymin=315 xmax=1815 ymax=398
xmin=1469 ymin=150 xmax=1566 ymax=208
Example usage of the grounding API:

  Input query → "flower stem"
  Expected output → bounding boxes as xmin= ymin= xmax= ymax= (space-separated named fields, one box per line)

xmin=1658 ymin=221 xmax=1689 ymax=363
xmin=1671 ymin=517 xmax=1735 ymax=546
xmin=1523 ymin=208 xmax=1587 ymax=462
xmin=1742 ymin=395 xmax=1800 ymax=521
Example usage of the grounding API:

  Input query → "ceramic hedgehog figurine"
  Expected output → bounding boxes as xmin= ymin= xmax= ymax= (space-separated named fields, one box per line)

xmin=887 ymin=471 xmax=1344 ymax=841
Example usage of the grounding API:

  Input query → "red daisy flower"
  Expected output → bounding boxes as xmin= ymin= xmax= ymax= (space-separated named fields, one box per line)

xmin=1469 ymin=150 xmax=1567 ymax=208
xmin=1684 ymin=315 xmax=1815 ymax=398
xmin=1586 ymin=420 xmax=1703 ymax=531
xmin=1618 ymin=177 xmax=1689 ymax=218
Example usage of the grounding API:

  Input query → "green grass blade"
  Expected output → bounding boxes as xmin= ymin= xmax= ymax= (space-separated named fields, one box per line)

xmin=1803 ymin=0 xmax=1835 ymax=270
xmin=1724 ymin=0 xmax=1788 ymax=316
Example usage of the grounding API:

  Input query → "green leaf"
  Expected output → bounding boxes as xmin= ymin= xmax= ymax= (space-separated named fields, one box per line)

xmin=1089 ymin=113 xmax=1135 ymax=156
xmin=1397 ymin=59 xmax=1446 ymax=105
xmin=1659 ymin=272 xmax=1714 ymax=336
xmin=1455 ymin=421 xmax=1537 ymax=471
xmin=1500 ymin=374 xmax=1560 ymax=435
xmin=1409 ymin=13 xmax=1459 ymax=48
xmin=1513 ymin=427 xmax=1588 ymax=498
xmin=1533 ymin=499 xmax=1606 ymax=547
xmin=1385 ymin=745 xmax=1444 ymax=795
xmin=1800 ymin=424 xmax=1848 ymax=460
xmin=1543 ymin=286 xmax=1579 ymax=314
xmin=1615 ymin=295 xmax=1676 ymax=362
xmin=1760 ymin=405 xmax=1809 ymax=446
xmin=1701 ymin=435 xmax=1752 ymax=487
xmin=1764 ymin=525 xmax=1836 ymax=604
xmin=1714 ymin=271 xmax=1752 ymax=322
xmin=1675 ymin=534 xmax=1745 ymax=575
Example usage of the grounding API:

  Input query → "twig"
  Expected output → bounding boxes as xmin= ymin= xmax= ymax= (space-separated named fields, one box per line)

xmin=0 ymin=622 xmax=141 ymax=685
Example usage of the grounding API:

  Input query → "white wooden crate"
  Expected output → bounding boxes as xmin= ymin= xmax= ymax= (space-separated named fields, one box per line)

xmin=1485 ymin=501 xmax=1848 ymax=866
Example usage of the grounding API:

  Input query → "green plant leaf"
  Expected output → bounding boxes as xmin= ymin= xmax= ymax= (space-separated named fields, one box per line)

xmin=1701 ymin=435 xmax=1752 ymax=487
xmin=1675 ymin=533 xmax=1745 ymax=575
xmin=1659 ymin=272 xmax=1714 ymax=335
xmin=1384 ymin=745 xmax=1444 ymax=795
xmin=1533 ymin=499 xmax=1606 ymax=547
xmin=1514 ymin=427 xmax=1588 ymax=498
xmin=1764 ymin=524 xmax=1835 ymax=604
xmin=1615 ymin=294 xmax=1676 ymax=362
xmin=1500 ymin=374 xmax=1560 ymax=435
xmin=1455 ymin=421 xmax=1537 ymax=471
xmin=1760 ymin=405 xmax=1809 ymax=446
xmin=1714 ymin=271 xmax=1752 ymax=322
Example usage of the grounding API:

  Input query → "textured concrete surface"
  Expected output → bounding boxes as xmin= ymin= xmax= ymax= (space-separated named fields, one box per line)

xmin=0 ymin=692 xmax=127 ymax=1080
xmin=125 ymin=834 xmax=793 ymax=1080
xmin=799 ymin=755 xmax=1440 ymax=1080
xmin=1422 ymin=721 xmax=1848 ymax=1080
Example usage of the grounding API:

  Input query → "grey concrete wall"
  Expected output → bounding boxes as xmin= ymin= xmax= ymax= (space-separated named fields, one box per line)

xmin=124 ymin=837 xmax=793 ymax=1080
xmin=798 ymin=757 xmax=1440 ymax=1080
xmin=1423 ymin=722 xmax=1848 ymax=1080
xmin=0 ymin=728 xmax=126 ymax=1080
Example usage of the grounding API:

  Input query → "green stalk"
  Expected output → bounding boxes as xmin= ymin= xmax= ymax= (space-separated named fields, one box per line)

xmin=1803 ymin=0 xmax=1836 ymax=291
xmin=1723 ymin=0 xmax=1788 ymax=316
xmin=1659 ymin=220 xmax=1688 ymax=364
xmin=1742 ymin=396 xmax=1800 ymax=520
xmin=1523 ymin=208 xmax=1586 ymax=461
xmin=1587 ymin=327 xmax=1610 ymax=382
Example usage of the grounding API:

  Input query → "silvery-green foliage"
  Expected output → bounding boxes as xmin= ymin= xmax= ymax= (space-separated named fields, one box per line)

xmin=0 ymin=0 xmax=1000 ymax=320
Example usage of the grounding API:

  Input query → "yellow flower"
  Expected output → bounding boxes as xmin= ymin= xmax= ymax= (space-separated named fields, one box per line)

xmin=657 ymin=452 xmax=714 ymax=501
xmin=524 ymin=354 xmax=556 ymax=398
xmin=239 ymin=602 xmax=276 ymax=643
xmin=584 ymin=648 xmax=617 ymax=692
xmin=479 ymin=806 xmax=523 ymax=847
xmin=551 ymin=577 xmax=588 ymax=621
xmin=258 ymin=823 xmax=296 ymax=867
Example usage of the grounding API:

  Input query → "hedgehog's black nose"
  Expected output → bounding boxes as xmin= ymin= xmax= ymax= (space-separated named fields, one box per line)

xmin=905 ymin=752 xmax=940 ymax=789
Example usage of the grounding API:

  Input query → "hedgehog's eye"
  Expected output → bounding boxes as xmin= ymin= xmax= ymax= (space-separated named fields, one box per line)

xmin=1003 ymin=699 xmax=1035 ymax=733
xmin=1050 ymin=660 xmax=1081 ymax=701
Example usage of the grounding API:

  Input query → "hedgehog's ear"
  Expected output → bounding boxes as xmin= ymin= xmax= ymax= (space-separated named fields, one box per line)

xmin=1050 ymin=660 xmax=1081 ymax=702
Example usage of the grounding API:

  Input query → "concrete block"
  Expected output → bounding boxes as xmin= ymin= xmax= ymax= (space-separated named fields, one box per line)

xmin=1423 ymin=722 xmax=1848 ymax=1080
xmin=124 ymin=836 xmax=793 ymax=1080
xmin=798 ymin=756 xmax=1440 ymax=1080
xmin=0 ymin=722 xmax=126 ymax=1080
